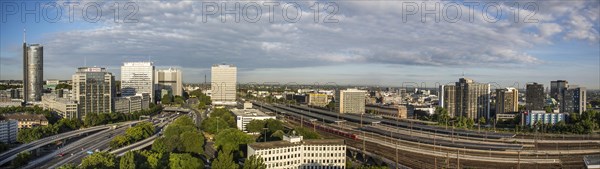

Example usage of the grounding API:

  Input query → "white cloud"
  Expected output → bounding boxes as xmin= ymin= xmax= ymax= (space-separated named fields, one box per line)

xmin=1 ymin=0 xmax=598 ymax=83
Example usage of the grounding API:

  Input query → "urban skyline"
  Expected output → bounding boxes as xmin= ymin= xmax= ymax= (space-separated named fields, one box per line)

xmin=1 ymin=1 xmax=598 ymax=89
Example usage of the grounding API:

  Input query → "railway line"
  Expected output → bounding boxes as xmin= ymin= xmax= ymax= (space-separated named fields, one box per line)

xmin=253 ymin=101 xmax=599 ymax=168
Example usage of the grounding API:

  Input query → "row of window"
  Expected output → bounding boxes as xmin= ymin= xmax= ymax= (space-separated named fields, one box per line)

xmin=258 ymin=145 xmax=345 ymax=156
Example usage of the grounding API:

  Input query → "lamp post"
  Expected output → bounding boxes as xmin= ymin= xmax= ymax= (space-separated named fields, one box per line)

xmin=263 ymin=128 xmax=268 ymax=142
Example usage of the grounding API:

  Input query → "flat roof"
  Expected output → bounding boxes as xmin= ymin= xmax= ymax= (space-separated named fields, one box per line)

xmin=249 ymin=139 xmax=344 ymax=150
xmin=585 ymin=155 xmax=600 ymax=167
xmin=230 ymin=108 xmax=273 ymax=117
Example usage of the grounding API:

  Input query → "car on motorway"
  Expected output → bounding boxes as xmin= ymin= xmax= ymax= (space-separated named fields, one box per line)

xmin=57 ymin=153 xmax=64 ymax=157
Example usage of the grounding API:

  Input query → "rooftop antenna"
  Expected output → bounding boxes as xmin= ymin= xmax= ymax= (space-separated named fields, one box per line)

xmin=23 ymin=28 xmax=26 ymax=43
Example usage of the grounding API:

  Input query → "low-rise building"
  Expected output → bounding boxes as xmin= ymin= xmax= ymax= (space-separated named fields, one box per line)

xmin=230 ymin=108 xmax=275 ymax=132
xmin=114 ymin=95 xmax=143 ymax=113
xmin=2 ymin=113 xmax=48 ymax=129
xmin=0 ymin=117 xmax=18 ymax=143
xmin=42 ymin=94 xmax=79 ymax=119
xmin=524 ymin=111 xmax=568 ymax=126
xmin=247 ymin=135 xmax=346 ymax=169
xmin=308 ymin=93 xmax=328 ymax=107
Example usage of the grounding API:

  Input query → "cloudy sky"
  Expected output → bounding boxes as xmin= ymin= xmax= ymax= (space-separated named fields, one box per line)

xmin=1 ymin=0 xmax=599 ymax=89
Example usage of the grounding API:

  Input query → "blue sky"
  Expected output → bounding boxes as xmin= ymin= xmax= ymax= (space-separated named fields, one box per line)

xmin=1 ymin=0 xmax=599 ymax=89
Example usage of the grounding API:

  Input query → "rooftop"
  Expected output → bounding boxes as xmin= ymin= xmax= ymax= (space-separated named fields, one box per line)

xmin=2 ymin=113 xmax=48 ymax=121
xmin=248 ymin=139 xmax=345 ymax=150
xmin=230 ymin=108 xmax=272 ymax=117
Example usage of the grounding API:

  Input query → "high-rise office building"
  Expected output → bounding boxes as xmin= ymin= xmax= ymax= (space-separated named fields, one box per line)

xmin=550 ymin=80 xmax=568 ymax=107
xmin=121 ymin=62 xmax=155 ymax=102
xmin=23 ymin=43 xmax=43 ymax=102
xmin=526 ymin=83 xmax=545 ymax=111
xmin=72 ymin=67 xmax=115 ymax=119
xmin=337 ymin=89 xmax=366 ymax=114
xmin=439 ymin=85 xmax=456 ymax=118
xmin=211 ymin=64 xmax=237 ymax=105
xmin=562 ymin=86 xmax=586 ymax=114
xmin=155 ymin=68 xmax=183 ymax=97
xmin=495 ymin=88 xmax=518 ymax=114
xmin=455 ymin=78 xmax=490 ymax=120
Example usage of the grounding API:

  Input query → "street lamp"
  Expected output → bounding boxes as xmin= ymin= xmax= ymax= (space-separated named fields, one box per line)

xmin=263 ymin=128 xmax=269 ymax=142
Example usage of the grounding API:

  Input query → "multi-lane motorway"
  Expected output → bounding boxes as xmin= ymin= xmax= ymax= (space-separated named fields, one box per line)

xmin=0 ymin=111 xmax=181 ymax=169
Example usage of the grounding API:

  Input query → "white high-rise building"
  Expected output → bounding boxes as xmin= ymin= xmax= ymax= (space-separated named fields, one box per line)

xmin=211 ymin=64 xmax=237 ymax=105
xmin=121 ymin=62 xmax=155 ymax=102
xmin=337 ymin=89 xmax=366 ymax=114
xmin=155 ymin=68 xmax=183 ymax=97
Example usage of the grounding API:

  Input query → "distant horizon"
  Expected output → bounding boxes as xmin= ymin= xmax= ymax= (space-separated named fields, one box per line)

xmin=2 ymin=1 xmax=599 ymax=89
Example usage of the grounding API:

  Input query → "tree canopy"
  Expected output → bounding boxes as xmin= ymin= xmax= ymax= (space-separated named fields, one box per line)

xmin=80 ymin=151 xmax=117 ymax=169
xmin=214 ymin=128 xmax=255 ymax=153
xmin=211 ymin=150 xmax=239 ymax=169
xmin=243 ymin=155 xmax=266 ymax=169
xmin=169 ymin=153 xmax=204 ymax=169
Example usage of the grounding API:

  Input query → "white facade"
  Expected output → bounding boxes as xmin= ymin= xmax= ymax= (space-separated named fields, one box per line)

xmin=525 ymin=111 xmax=568 ymax=126
xmin=0 ymin=119 xmax=18 ymax=143
xmin=230 ymin=108 xmax=275 ymax=132
xmin=155 ymin=68 xmax=183 ymax=97
xmin=42 ymin=94 xmax=79 ymax=119
xmin=211 ymin=64 xmax=237 ymax=105
xmin=338 ymin=89 xmax=366 ymax=114
xmin=114 ymin=96 xmax=143 ymax=113
xmin=247 ymin=136 xmax=346 ymax=169
xmin=121 ymin=62 xmax=155 ymax=102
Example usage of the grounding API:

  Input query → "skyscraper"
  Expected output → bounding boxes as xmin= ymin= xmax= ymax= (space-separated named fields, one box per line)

xmin=550 ymin=80 xmax=568 ymax=106
xmin=337 ymin=89 xmax=366 ymax=114
xmin=121 ymin=62 xmax=155 ymax=102
xmin=562 ymin=86 xmax=586 ymax=114
xmin=455 ymin=78 xmax=490 ymax=120
xmin=526 ymin=83 xmax=545 ymax=111
xmin=23 ymin=43 xmax=43 ymax=102
xmin=211 ymin=64 xmax=237 ymax=105
xmin=495 ymin=88 xmax=518 ymax=114
xmin=72 ymin=67 xmax=115 ymax=119
xmin=439 ymin=85 xmax=456 ymax=118
xmin=155 ymin=68 xmax=183 ymax=97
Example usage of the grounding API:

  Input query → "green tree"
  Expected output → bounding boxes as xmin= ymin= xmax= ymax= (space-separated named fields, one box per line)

xmin=151 ymin=137 xmax=171 ymax=153
xmin=174 ymin=96 xmax=186 ymax=105
xmin=246 ymin=120 xmax=266 ymax=133
xmin=139 ymin=150 xmax=168 ymax=169
xmin=120 ymin=151 xmax=136 ymax=169
xmin=201 ymin=116 xmax=230 ymax=134
xmin=214 ymin=128 xmax=255 ymax=153
xmin=55 ymin=83 xmax=72 ymax=90
xmin=162 ymin=94 xmax=173 ymax=105
xmin=270 ymin=130 xmax=285 ymax=141
xmin=180 ymin=131 xmax=204 ymax=155
xmin=80 ymin=151 xmax=117 ymax=169
xmin=211 ymin=150 xmax=239 ymax=169
xmin=169 ymin=153 xmax=204 ymax=169
xmin=293 ymin=127 xmax=321 ymax=139
xmin=243 ymin=155 xmax=266 ymax=169
xmin=265 ymin=119 xmax=284 ymax=132
xmin=11 ymin=151 xmax=31 ymax=168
